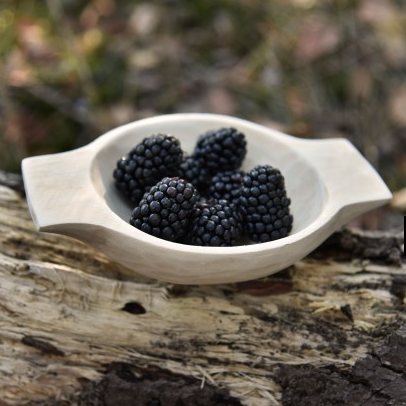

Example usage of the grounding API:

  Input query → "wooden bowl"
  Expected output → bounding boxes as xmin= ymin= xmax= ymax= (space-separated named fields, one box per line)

xmin=22 ymin=113 xmax=392 ymax=284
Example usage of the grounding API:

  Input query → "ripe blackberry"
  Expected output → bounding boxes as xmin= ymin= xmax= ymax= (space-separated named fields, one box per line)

xmin=113 ymin=156 xmax=147 ymax=204
xmin=130 ymin=177 xmax=199 ymax=242
xmin=208 ymin=169 xmax=245 ymax=205
xmin=113 ymin=134 xmax=183 ymax=203
xmin=193 ymin=127 xmax=247 ymax=175
xmin=177 ymin=156 xmax=211 ymax=194
xmin=239 ymin=165 xmax=293 ymax=243
xmin=188 ymin=199 xmax=243 ymax=247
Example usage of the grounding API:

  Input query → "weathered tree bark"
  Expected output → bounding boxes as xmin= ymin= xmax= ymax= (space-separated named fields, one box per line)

xmin=0 ymin=171 xmax=404 ymax=406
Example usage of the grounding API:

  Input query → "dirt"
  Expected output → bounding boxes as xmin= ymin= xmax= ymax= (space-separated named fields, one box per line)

xmin=25 ymin=325 xmax=406 ymax=406
xmin=276 ymin=326 xmax=406 ymax=406
xmin=26 ymin=363 xmax=243 ymax=406
xmin=311 ymin=227 xmax=404 ymax=264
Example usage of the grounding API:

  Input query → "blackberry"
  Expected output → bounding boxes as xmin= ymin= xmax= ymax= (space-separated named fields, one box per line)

xmin=193 ymin=127 xmax=247 ymax=175
xmin=113 ymin=134 xmax=183 ymax=203
xmin=130 ymin=177 xmax=199 ymax=242
xmin=113 ymin=156 xmax=147 ymax=204
xmin=239 ymin=165 xmax=293 ymax=243
xmin=188 ymin=199 xmax=243 ymax=247
xmin=177 ymin=155 xmax=211 ymax=194
xmin=208 ymin=169 xmax=245 ymax=205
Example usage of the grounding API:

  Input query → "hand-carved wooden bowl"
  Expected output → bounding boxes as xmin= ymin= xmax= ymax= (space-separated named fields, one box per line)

xmin=22 ymin=113 xmax=392 ymax=284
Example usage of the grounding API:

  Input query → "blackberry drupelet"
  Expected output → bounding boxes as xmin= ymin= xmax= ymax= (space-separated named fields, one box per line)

xmin=130 ymin=177 xmax=199 ymax=242
xmin=177 ymin=155 xmax=211 ymax=194
xmin=193 ymin=127 xmax=247 ymax=175
xmin=239 ymin=165 xmax=293 ymax=243
xmin=113 ymin=134 xmax=183 ymax=203
xmin=208 ymin=169 xmax=245 ymax=205
xmin=188 ymin=199 xmax=243 ymax=247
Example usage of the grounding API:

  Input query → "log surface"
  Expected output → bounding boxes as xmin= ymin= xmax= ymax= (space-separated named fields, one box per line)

xmin=0 ymin=172 xmax=405 ymax=406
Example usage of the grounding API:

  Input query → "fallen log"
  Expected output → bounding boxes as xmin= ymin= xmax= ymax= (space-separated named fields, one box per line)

xmin=0 ymin=172 xmax=404 ymax=406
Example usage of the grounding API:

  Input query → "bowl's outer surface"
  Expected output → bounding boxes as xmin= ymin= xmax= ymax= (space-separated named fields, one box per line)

xmin=22 ymin=113 xmax=393 ymax=284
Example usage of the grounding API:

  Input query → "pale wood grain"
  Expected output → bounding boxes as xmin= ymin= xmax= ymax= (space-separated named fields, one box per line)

xmin=0 ymin=181 xmax=404 ymax=405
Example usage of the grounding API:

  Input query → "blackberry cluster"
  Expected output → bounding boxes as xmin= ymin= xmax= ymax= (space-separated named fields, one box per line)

xmin=130 ymin=177 xmax=198 ymax=242
xmin=113 ymin=127 xmax=294 ymax=246
xmin=178 ymin=156 xmax=210 ymax=194
xmin=113 ymin=156 xmax=146 ymax=204
xmin=188 ymin=199 xmax=243 ymax=247
xmin=113 ymin=134 xmax=183 ymax=204
xmin=193 ymin=127 xmax=247 ymax=175
xmin=208 ymin=169 xmax=245 ymax=205
xmin=239 ymin=165 xmax=293 ymax=243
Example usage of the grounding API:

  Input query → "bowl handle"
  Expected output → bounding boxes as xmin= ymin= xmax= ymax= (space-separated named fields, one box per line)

xmin=292 ymin=137 xmax=392 ymax=223
xmin=22 ymin=147 xmax=103 ymax=232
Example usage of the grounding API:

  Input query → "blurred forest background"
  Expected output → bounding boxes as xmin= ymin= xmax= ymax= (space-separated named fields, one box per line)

xmin=1 ymin=0 xmax=405 ymax=209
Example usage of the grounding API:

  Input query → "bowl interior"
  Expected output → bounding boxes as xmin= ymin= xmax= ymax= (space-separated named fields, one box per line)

xmin=90 ymin=116 xmax=326 ymax=242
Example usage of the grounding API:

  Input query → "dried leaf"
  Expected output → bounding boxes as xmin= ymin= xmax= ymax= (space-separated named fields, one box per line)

xmin=5 ymin=49 xmax=34 ymax=86
xmin=358 ymin=0 xmax=406 ymax=66
xmin=390 ymin=85 xmax=406 ymax=127
xmin=206 ymin=86 xmax=236 ymax=115
xmin=351 ymin=67 xmax=372 ymax=100
xmin=93 ymin=0 xmax=116 ymax=16
xmin=129 ymin=4 xmax=160 ymax=37
xmin=295 ymin=16 xmax=340 ymax=64
xmin=5 ymin=112 xmax=48 ymax=147
xmin=358 ymin=0 xmax=398 ymax=27
xmin=17 ymin=19 xmax=57 ymax=62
